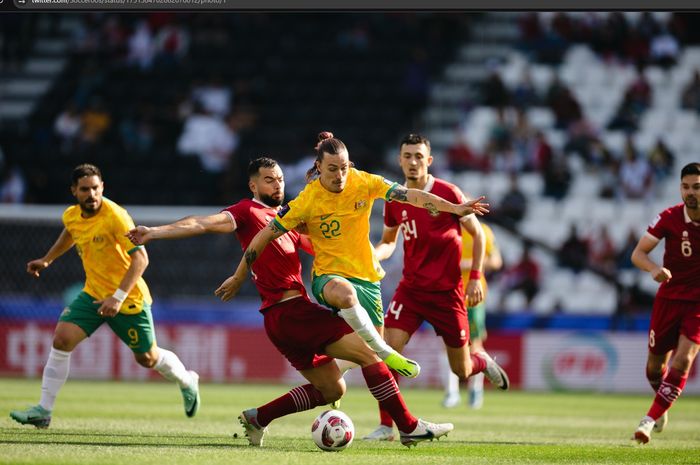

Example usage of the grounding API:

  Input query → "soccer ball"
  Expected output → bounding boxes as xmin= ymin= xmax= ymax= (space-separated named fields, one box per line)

xmin=311 ymin=409 xmax=354 ymax=452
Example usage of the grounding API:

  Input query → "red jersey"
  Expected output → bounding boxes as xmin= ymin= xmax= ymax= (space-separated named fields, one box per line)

xmin=383 ymin=176 xmax=466 ymax=291
xmin=223 ymin=198 xmax=307 ymax=310
xmin=646 ymin=203 xmax=700 ymax=302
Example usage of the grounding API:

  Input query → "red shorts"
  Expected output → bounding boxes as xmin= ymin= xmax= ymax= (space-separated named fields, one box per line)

xmin=262 ymin=296 xmax=354 ymax=371
xmin=384 ymin=283 xmax=469 ymax=348
xmin=648 ymin=297 xmax=700 ymax=355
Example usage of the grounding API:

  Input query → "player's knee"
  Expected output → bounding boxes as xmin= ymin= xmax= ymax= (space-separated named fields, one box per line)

xmin=134 ymin=351 xmax=158 ymax=368
xmin=453 ymin=366 xmax=470 ymax=380
xmin=52 ymin=336 xmax=76 ymax=352
xmin=319 ymin=382 xmax=345 ymax=403
xmin=671 ymin=355 xmax=693 ymax=374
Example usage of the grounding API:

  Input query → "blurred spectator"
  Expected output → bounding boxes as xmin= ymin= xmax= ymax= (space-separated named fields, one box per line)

xmin=0 ymin=166 xmax=27 ymax=204
xmin=499 ymin=243 xmax=540 ymax=309
xmin=564 ymin=117 xmax=599 ymax=163
xmin=127 ymin=20 xmax=155 ymax=70
xmin=681 ymin=69 xmax=700 ymax=113
xmin=486 ymin=107 xmax=517 ymax=171
xmin=636 ymin=12 xmax=661 ymax=41
xmin=588 ymin=224 xmax=618 ymax=275
xmin=650 ymin=26 xmax=680 ymax=70
xmin=541 ymin=150 xmax=571 ymax=200
xmin=625 ymin=65 xmax=653 ymax=111
xmin=54 ymin=104 xmax=82 ymax=154
xmin=446 ymin=130 xmax=484 ymax=172
xmin=532 ymin=129 xmax=554 ymax=172
xmin=80 ymin=97 xmax=112 ymax=145
xmin=481 ymin=66 xmax=510 ymax=108
xmin=618 ymin=137 xmax=653 ymax=199
xmin=512 ymin=109 xmax=537 ymax=170
xmin=616 ymin=229 xmax=639 ymax=270
xmin=557 ymin=224 xmax=590 ymax=273
xmin=154 ymin=19 xmax=190 ymax=66
xmin=648 ymin=137 xmax=674 ymax=182
xmin=177 ymin=103 xmax=238 ymax=173
xmin=593 ymin=141 xmax=622 ymax=199
xmin=545 ymin=76 xmax=582 ymax=129
xmin=512 ymin=68 xmax=540 ymax=109
xmin=492 ymin=173 xmax=528 ymax=226
xmin=192 ymin=76 xmax=232 ymax=119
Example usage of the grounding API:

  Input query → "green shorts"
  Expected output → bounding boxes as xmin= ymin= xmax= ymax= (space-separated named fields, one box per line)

xmin=311 ymin=274 xmax=384 ymax=326
xmin=59 ymin=291 xmax=156 ymax=353
xmin=467 ymin=302 xmax=487 ymax=341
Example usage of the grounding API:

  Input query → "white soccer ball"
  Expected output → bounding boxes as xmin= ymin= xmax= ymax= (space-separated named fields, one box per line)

xmin=311 ymin=409 xmax=354 ymax=452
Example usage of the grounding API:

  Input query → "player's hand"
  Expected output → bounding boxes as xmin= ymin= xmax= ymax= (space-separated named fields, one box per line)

xmin=126 ymin=226 xmax=152 ymax=245
xmin=94 ymin=297 xmax=121 ymax=318
xmin=651 ymin=266 xmax=672 ymax=283
xmin=27 ymin=259 xmax=49 ymax=278
xmin=215 ymin=274 xmax=245 ymax=301
xmin=466 ymin=279 xmax=484 ymax=307
xmin=454 ymin=196 xmax=489 ymax=217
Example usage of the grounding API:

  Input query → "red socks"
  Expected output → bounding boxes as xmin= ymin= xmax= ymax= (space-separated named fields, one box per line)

xmin=256 ymin=384 xmax=326 ymax=427
xmin=647 ymin=367 xmax=687 ymax=421
xmin=363 ymin=362 xmax=417 ymax=433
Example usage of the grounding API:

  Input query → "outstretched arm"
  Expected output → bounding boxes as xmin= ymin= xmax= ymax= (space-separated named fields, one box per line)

xmin=214 ymin=221 xmax=287 ymax=301
xmin=374 ymin=225 xmax=400 ymax=261
xmin=388 ymin=186 xmax=489 ymax=217
xmin=126 ymin=212 xmax=235 ymax=245
xmin=27 ymin=228 xmax=74 ymax=278
xmin=632 ymin=234 xmax=671 ymax=283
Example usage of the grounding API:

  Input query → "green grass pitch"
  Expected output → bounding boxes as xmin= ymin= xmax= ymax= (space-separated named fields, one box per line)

xmin=1 ymin=378 xmax=699 ymax=465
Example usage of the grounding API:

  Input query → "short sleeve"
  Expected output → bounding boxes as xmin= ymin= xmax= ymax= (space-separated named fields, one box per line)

xmin=364 ymin=171 xmax=398 ymax=201
xmin=647 ymin=211 xmax=667 ymax=241
xmin=113 ymin=207 xmax=142 ymax=254
xmin=274 ymin=195 xmax=306 ymax=232
xmin=383 ymin=202 xmax=398 ymax=227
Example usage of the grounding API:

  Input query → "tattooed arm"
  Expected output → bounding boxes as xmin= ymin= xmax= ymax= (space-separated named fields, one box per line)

xmin=214 ymin=221 xmax=287 ymax=301
xmin=388 ymin=186 xmax=489 ymax=217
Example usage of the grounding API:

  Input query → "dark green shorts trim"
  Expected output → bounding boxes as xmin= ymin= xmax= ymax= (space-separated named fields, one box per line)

xmin=59 ymin=291 xmax=156 ymax=353
xmin=311 ymin=274 xmax=384 ymax=326
xmin=467 ymin=302 xmax=487 ymax=341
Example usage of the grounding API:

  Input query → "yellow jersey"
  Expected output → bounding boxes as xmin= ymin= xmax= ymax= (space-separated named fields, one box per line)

xmin=274 ymin=168 xmax=398 ymax=282
xmin=62 ymin=197 xmax=152 ymax=314
xmin=461 ymin=222 xmax=498 ymax=296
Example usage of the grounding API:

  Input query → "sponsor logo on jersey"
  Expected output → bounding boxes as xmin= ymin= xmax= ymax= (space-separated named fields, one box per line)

xmin=382 ymin=178 xmax=394 ymax=186
xmin=354 ymin=200 xmax=367 ymax=211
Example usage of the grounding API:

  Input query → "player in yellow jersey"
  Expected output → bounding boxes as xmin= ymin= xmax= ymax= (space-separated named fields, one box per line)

xmin=442 ymin=222 xmax=503 ymax=409
xmin=10 ymin=164 xmax=199 ymax=429
xmin=214 ymin=132 xmax=489 ymax=384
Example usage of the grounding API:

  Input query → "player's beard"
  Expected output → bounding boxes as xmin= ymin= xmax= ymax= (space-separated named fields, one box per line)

xmin=260 ymin=193 xmax=283 ymax=207
xmin=684 ymin=195 xmax=698 ymax=210
xmin=80 ymin=197 xmax=102 ymax=215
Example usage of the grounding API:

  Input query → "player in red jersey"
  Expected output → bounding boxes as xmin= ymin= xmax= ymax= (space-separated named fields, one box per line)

xmin=631 ymin=162 xmax=700 ymax=444
xmin=127 ymin=157 xmax=455 ymax=448
xmin=364 ymin=134 xmax=510 ymax=441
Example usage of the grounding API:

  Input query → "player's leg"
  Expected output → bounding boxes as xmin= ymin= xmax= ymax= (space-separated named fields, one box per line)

xmin=435 ymin=290 xmax=509 ymax=390
xmin=365 ymin=285 xmax=419 ymax=439
xmin=10 ymin=292 xmax=99 ymax=428
xmin=313 ymin=274 xmax=419 ymax=377
xmin=635 ymin=335 xmax=699 ymax=443
xmin=466 ymin=303 xmax=487 ymax=409
xmin=240 ymin=361 xmax=341 ymax=447
xmin=109 ymin=303 xmax=199 ymax=417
